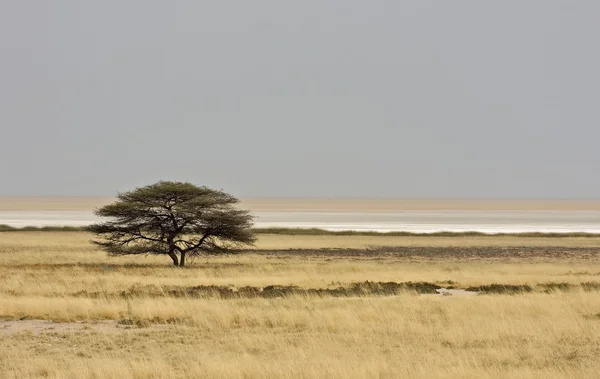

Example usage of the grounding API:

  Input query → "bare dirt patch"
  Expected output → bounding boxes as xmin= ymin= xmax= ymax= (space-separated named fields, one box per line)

xmin=0 ymin=320 xmax=118 ymax=335
xmin=4 ymin=196 xmax=600 ymax=211
xmin=251 ymin=246 xmax=600 ymax=260
xmin=0 ymin=319 xmax=173 ymax=335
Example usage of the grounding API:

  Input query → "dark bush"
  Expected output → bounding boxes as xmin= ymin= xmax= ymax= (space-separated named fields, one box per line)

xmin=465 ymin=284 xmax=533 ymax=294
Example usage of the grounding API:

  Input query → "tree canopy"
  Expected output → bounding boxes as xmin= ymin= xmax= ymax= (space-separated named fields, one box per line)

xmin=88 ymin=181 xmax=255 ymax=266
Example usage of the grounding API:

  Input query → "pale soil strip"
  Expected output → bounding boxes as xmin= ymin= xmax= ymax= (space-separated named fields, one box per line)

xmin=432 ymin=289 xmax=478 ymax=297
xmin=240 ymin=198 xmax=600 ymax=212
xmin=2 ymin=197 xmax=600 ymax=211
xmin=0 ymin=320 xmax=174 ymax=335
xmin=0 ymin=320 xmax=118 ymax=335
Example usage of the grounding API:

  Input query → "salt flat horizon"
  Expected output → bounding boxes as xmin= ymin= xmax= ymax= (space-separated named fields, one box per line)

xmin=2 ymin=209 xmax=600 ymax=234
xmin=3 ymin=197 xmax=600 ymax=233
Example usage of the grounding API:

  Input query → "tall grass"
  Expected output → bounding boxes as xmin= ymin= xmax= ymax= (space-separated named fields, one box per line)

xmin=2 ymin=232 xmax=600 ymax=378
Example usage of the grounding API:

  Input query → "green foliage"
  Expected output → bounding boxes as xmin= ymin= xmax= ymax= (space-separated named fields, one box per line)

xmin=87 ymin=181 xmax=255 ymax=266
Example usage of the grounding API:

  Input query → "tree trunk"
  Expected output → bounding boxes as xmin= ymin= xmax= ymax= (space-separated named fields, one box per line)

xmin=168 ymin=251 xmax=179 ymax=266
xmin=179 ymin=252 xmax=186 ymax=267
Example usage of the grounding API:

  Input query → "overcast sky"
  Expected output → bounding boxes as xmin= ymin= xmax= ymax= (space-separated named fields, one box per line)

xmin=1 ymin=1 xmax=598 ymax=198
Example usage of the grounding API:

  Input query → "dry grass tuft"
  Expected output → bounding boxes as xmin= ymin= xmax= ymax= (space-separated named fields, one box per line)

xmin=2 ymin=232 xmax=600 ymax=378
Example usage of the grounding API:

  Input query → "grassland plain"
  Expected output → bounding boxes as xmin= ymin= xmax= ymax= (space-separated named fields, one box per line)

xmin=2 ymin=232 xmax=600 ymax=378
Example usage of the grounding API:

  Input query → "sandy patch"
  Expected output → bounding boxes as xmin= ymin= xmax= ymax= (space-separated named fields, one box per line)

xmin=432 ymin=288 xmax=479 ymax=297
xmin=2 ymin=197 xmax=600 ymax=211
xmin=241 ymin=198 xmax=600 ymax=212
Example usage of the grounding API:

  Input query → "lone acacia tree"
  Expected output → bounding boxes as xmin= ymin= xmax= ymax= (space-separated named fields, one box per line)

xmin=88 ymin=181 xmax=255 ymax=267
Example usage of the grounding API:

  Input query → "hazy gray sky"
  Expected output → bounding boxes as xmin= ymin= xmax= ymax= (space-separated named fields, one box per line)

xmin=1 ymin=1 xmax=599 ymax=198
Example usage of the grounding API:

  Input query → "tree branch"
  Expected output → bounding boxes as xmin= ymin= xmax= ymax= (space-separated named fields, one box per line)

xmin=183 ymin=233 xmax=211 ymax=253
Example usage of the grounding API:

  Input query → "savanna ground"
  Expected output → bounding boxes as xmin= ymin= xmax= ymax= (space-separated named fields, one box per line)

xmin=2 ymin=232 xmax=600 ymax=378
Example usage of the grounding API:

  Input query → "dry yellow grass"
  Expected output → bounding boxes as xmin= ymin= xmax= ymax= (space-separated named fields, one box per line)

xmin=2 ymin=232 xmax=600 ymax=378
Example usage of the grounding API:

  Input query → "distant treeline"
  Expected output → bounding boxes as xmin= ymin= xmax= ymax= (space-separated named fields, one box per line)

xmin=0 ymin=224 xmax=86 ymax=232
xmin=0 ymin=224 xmax=599 ymax=238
